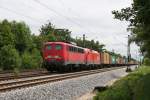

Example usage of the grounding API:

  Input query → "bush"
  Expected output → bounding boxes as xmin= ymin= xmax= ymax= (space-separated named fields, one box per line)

xmin=21 ymin=49 xmax=42 ymax=69
xmin=30 ymin=48 xmax=43 ymax=69
xmin=144 ymin=58 xmax=150 ymax=66
xmin=0 ymin=45 xmax=21 ymax=70
xmin=21 ymin=51 xmax=33 ymax=69
xmin=133 ymin=74 xmax=150 ymax=100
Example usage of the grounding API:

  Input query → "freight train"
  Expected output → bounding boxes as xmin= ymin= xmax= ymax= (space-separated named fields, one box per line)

xmin=42 ymin=42 xmax=138 ymax=72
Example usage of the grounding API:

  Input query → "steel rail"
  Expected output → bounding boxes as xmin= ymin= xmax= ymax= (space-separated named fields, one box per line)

xmin=0 ymin=71 xmax=49 ymax=81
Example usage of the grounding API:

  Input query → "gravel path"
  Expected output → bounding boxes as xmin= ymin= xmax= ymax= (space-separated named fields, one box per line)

xmin=0 ymin=66 xmax=135 ymax=100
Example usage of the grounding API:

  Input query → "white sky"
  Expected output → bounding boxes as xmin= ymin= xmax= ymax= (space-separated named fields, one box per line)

xmin=0 ymin=0 xmax=140 ymax=59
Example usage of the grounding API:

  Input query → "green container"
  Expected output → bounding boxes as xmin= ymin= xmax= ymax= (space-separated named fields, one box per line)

xmin=111 ymin=55 xmax=116 ymax=64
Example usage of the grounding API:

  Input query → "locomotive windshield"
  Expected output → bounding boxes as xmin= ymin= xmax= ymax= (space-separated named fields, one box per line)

xmin=55 ymin=44 xmax=62 ymax=50
xmin=46 ymin=45 xmax=51 ymax=50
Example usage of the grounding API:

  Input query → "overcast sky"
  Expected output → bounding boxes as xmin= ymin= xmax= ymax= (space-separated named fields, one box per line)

xmin=0 ymin=0 xmax=140 ymax=59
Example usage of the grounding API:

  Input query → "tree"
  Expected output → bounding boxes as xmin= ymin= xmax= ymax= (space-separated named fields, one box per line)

xmin=39 ymin=22 xmax=71 ymax=42
xmin=0 ymin=19 xmax=43 ymax=70
xmin=0 ymin=45 xmax=21 ymax=70
xmin=144 ymin=57 xmax=150 ymax=66
xmin=11 ymin=21 xmax=32 ymax=54
xmin=74 ymin=38 xmax=105 ymax=52
xmin=112 ymin=0 xmax=150 ymax=58
xmin=40 ymin=22 xmax=54 ymax=35
xmin=0 ymin=19 xmax=15 ymax=48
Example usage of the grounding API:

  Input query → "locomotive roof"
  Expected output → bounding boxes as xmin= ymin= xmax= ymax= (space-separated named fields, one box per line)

xmin=44 ymin=42 xmax=84 ymax=49
xmin=44 ymin=42 xmax=99 ymax=53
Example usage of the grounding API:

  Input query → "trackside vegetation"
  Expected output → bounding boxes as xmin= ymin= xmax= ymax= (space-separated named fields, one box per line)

xmin=0 ymin=20 xmax=43 ymax=72
xmin=94 ymin=66 xmax=150 ymax=100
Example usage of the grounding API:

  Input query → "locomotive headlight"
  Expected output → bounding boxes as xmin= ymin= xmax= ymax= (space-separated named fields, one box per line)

xmin=47 ymin=55 xmax=52 ymax=58
xmin=54 ymin=55 xmax=61 ymax=59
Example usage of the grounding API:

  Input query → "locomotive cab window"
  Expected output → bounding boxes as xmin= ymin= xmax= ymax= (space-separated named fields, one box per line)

xmin=46 ymin=45 xmax=51 ymax=50
xmin=55 ymin=45 xmax=62 ymax=50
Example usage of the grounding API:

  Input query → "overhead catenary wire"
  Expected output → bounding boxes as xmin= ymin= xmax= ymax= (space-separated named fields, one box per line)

xmin=0 ymin=0 xmax=94 ymax=36
xmin=57 ymin=0 xmax=81 ymax=19
xmin=33 ymin=0 xmax=94 ymax=34
xmin=0 ymin=5 xmax=43 ymax=24
xmin=113 ymin=35 xmax=127 ymax=46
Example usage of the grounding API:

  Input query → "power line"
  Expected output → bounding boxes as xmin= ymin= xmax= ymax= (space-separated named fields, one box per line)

xmin=33 ymin=0 xmax=94 ymax=34
xmin=113 ymin=35 xmax=127 ymax=46
xmin=34 ymin=0 xmax=81 ymax=26
xmin=0 ymin=5 xmax=43 ymax=24
xmin=57 ymin=0 xmax=81 ymax=19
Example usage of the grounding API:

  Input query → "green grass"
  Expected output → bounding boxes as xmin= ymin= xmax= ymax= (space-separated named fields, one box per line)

xmin=94 ymin=66 xmax=150 ymax=100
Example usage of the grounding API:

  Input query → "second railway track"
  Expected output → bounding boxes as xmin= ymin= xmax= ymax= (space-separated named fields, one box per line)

xmin=0 ymin=66 xmax=125 ymax=92
xmin=0 ymin=69 xmax=50 ymax=81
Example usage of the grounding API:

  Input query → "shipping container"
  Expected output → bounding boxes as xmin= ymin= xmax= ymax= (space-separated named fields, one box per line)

xmin=111 ymin=55 xmax=117 ymax=64
xmin=103 ymin=52 xmax=110 ymax=64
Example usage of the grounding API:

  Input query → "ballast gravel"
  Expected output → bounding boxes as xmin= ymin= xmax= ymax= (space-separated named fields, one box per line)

xmin=0 ymin=67 xmax=135 ymax=100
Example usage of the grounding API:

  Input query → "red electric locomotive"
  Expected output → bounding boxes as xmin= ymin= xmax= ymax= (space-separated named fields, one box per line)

xmin=42 ymin=42 xmax=86 ymax=71
xmin=84 ymin=49 xmax=100 ymax=66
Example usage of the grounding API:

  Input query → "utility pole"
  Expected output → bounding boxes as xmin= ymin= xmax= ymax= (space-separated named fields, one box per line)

xmin=127 ymin=35 xmax=131 ymax=72
xmin=127 ymin=35 xmax=131 ymax=62
xmin=83 ymin=34 xmax=85 ymax=48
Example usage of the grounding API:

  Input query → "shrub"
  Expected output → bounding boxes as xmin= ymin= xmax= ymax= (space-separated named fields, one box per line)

xmin=21 ymin=49 xmax=42 ymax=69
xmin=30 ymin=48 xmax=43 ymax=69
xmin=21 ymin=51 xmax=33 ymax=69
xmin=144 ymin=58 xmax=150 ymax=66
xmin=133 ymin=74 xmax=150 ymax=100
xmin=0 ymin=45 xmax=21 ymax=70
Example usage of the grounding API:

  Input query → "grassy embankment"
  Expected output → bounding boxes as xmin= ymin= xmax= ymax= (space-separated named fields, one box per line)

xmin=94 ymin=66 xmax=150 ymax=100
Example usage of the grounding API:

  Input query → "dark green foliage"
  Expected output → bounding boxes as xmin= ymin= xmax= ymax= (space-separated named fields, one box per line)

xmin=0 ymin=20 xmax=15 ymax=48
xmin=39 ymin=22 xmax=71 ymax=42
xmin=30 ymin=48 xmax=43 ymax=69
xmin=40 ymin=22 xmax=54 ymax=36
xmin=21 ymin=48 xmax=42 ymax=69
xmin=22 ymin=52 xmax=33 ymax=69
xmin=11 ymin=21 xmax=32 ymax=53
xmin=143 ymin=57 xmax=150 ymax=66
xmin=94 ymin=66 xmax=150 ymax=100
xmin=0 ymin=45 xmax=21 ymax=70
xmin=21 ymin=51 xmax=33 ymax=69
xmin=134 ymin=74 xmax=150 ymax=100
xmin=0 ymin=19 xmax=42 ymax=70
xmin=32 ymin=34 xmax=46 ymax=50
xmin=74 ymin=38 xmax=105 ymax=52
xmin=112 ymin=0 xmax=150 ymax=59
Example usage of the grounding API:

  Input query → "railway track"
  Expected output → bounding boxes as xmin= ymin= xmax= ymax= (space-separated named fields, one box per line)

xmin=0 ymin=69 xmax=49 ymax=81
xmin=0 ymin=66 xmax=125 ymax=92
